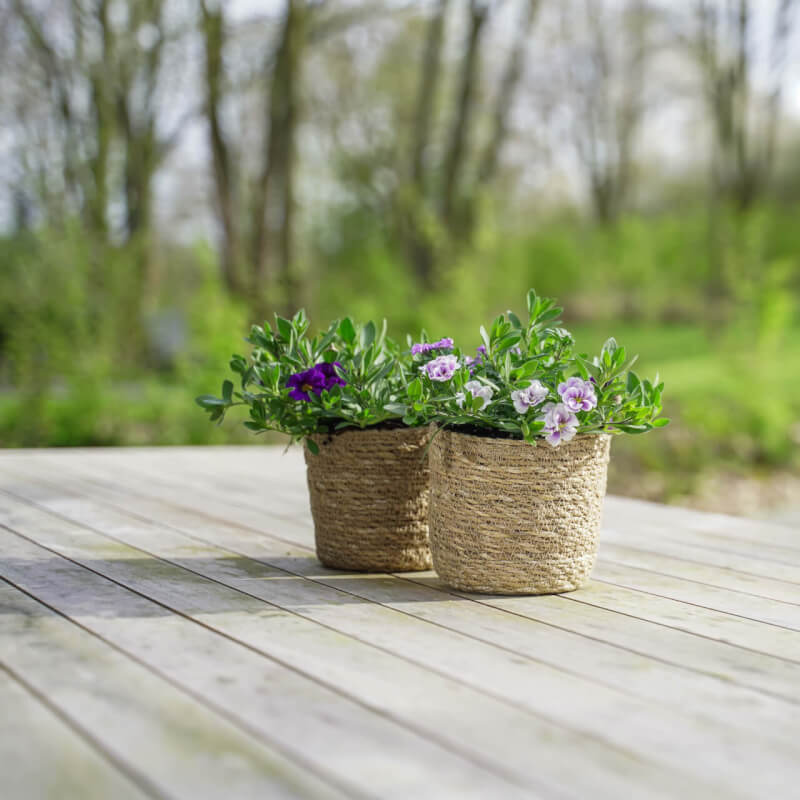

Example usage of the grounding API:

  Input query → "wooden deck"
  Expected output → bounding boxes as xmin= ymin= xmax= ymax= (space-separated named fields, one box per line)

xmin=1 ymin=447 xmax=799 ymax=800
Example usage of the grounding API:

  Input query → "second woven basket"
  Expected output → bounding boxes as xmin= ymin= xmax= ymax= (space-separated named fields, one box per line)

xmin=305 ymin=425 xmax=432 ymax=572
xmin=428 ymin=428 xmax=611 ymax=595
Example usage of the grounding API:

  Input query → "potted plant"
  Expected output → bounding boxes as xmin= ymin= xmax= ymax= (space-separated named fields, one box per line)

xmin=196 ymin=310 xmax=432 ymax=572
xmin=400 ymin=290 xmax=668 ymax=595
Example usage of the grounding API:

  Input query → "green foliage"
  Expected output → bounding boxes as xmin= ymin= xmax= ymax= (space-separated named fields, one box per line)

xmin=1 ymin=202 xmax=798 ymax=509
xmin=0 ymin=230 xmax=252 ymax=447
xmin=400 ymin=291 xmax=666 ymax=443
xmin=196 ymin=311 xmax=412 ymax=447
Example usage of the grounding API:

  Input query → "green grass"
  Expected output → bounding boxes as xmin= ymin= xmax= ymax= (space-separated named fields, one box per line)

xmin=568 ymin=322 xmax=800 ymax=501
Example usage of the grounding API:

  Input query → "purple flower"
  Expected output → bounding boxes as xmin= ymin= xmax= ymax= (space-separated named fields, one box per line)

xmin=422 ymin=354 xmax=459 ymax=382
xmin=511 ymin=380 xmax=549 ymax=414
xmin=464 ymin=345 xmax=487 ymax=369
xmin=411 ymin=337 xmax=454 ymax=355
xmin=558 ymin=376 xmax=597 ymax=412
xmin=286 ymin=362 xmax=346 ymax=402
xmin=317 ymin=362 xmax=346 ymax=388
xmin=456 ymin=380 xmax=494 ymax=410
xmin=539 ymin=402 xmax=579 ymax=447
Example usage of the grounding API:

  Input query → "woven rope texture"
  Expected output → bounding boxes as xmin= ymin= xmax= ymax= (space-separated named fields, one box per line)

xmin=428 ymin=429 xmax=611 ymax=594
xmin=305 ymin=426 xmax=432 ymax=571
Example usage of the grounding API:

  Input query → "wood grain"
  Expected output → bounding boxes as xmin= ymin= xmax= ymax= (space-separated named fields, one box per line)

xmin=2 ymin=446 xmax=799 ymax=800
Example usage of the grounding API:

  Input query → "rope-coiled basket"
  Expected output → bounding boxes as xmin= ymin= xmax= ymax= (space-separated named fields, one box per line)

xmin=428 ymin=429 xmax=611 ymax=595
xmin=304 ymin=426 xmax=432 ymax=572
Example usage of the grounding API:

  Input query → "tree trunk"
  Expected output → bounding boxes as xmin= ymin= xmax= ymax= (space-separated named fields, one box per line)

xmin=440 ymin=0 xmax=488 ymax=233
xmin=403 ymin=0 xmax=449 ymax=287
xmin=410 ymin=0 xmax=449 ymax=190
xmin=251 ymin=0 xmax=307 ymax=319
xmin=201 ymin=0 xmax=243 ymax=296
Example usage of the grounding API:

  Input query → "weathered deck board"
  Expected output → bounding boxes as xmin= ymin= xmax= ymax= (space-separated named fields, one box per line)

xmin=0 ymin=583 xmax=345 ymax=800
xmin=0 ymin=667 xmax=152 ymax=800
xmin=12 ymin=455 xmax=800 ymax=696
xmin=0 ymin=527 xmax=531 ymax=800
xmin=1 ymin=447 xmax=799 ymax=799
xmin=598 ymin=533 xmax=800 ymax=590
xmin=37 ymin=450 xmax=800 ymax=660
xmin=0 ymin=489 xmax=713 ymax=800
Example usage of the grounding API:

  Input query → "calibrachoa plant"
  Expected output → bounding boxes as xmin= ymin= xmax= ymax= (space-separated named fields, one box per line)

xmin=196 ymin=310 xmax=412 ymax=453
xmin=395 ymin=290 xmax=668 ymax=445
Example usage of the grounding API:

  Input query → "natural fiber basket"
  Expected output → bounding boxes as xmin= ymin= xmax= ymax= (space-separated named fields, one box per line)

xmin=428 ymin=429 xmax=611 ymax=595
xmin=304 ymin=426 xmax=432 ymax=572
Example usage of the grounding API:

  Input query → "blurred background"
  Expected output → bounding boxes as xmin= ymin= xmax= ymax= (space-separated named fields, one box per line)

xmin=1 ymin=0 xmax=798 ymax=515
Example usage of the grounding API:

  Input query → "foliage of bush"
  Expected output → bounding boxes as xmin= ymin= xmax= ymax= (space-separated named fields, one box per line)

xmin=1 ymin=204 xmax=798 ymax=507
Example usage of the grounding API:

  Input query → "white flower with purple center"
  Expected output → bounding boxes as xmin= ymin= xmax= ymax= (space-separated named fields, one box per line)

xmin=456 ymin=380 xmax=494 ymax=410
xmin=422 ymin=354 xmax=459 ymax=382
xmin=557 ymin=376 xmax=597 ymax=412
xmin=511 ymin=380 xmax=549 ymax=414
xmin=539 ymin=402 xmax=579 ymax=447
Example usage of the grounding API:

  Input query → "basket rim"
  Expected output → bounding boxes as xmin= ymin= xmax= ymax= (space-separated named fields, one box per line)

xmin=306 ymin=422 xmax=433 ymax=448
xmin=431 ymin=426 xmax=611 ymax=451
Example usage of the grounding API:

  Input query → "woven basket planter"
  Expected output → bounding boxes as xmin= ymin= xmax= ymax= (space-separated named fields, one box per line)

xmin=428 ymin=429 xmax=611 ymax=595
xmin=304 ymin=426 xmax=432 ymax=572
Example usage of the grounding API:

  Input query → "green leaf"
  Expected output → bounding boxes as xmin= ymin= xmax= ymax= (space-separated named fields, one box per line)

xmin=305 ymin=437 xmax=319 ymax=455
xmin=490 ymin=315 xmax=507 ymax=339
xmin=496 ymin=332 xmax=522 ymax=352
xmin=602 ymin=337 xmax=618 ymax=356
xmin=222 ymin=380 xmax=233 ymax=403
xmin=479 ymin=325 xmax=491 ymax=352
xmin=614 ymin=423 xmax=651 ymax=434
xmin=339 ymin=317 xmax=356 ymax=344
xmin=360 ymin=320 xmax=376 ymax=349
xmin=536 ymin=308 xmax=562 ymax=325
xmin=376 ymin=318 xmax=388 ymax=349
xmin=652 ymin=418 xmax=671 ymax=427
xmin=367 ymin=359 xmax=394 ymax=384
xmin=195 ymin=395 xmax=227 ymax=408
xmin=243 ymin=421 xmax=263 ymax=431
xmin=275 ymin=316 xmax=292 ymax=341
xmin=229 ymin=354 xmax=247 ymax=374
xmin=384 ymin=403 xmax=408 ymax=416
xmin=511 ymin=360 xmax=541 ymax=380
xmin=408 ymin=377 xmax=422 ymax=400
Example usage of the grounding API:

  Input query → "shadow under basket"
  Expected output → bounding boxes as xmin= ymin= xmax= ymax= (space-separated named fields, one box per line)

xmin=304 ymin=426 xmax=432 ymax=572
xmin=428 ymin=429 xmax=611 ymax=595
